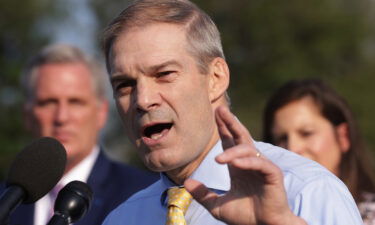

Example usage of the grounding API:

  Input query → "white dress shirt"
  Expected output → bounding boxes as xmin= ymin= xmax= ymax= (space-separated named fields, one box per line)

xmin=34 ymin=146 xmax=99 ymax=225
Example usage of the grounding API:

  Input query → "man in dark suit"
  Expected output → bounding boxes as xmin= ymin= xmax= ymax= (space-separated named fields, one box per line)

xmin=7 ymin=44 xmax=157 ymax=225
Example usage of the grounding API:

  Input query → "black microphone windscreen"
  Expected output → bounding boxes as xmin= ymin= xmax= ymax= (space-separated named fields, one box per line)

xmin=64 ymin=181 xmax=93 ymax=204
xmin=6 ymin=137 xmax=67 ymax=203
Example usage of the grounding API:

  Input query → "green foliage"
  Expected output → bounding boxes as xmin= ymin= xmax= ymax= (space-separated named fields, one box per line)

xmin=196 ymin=0 xmax=375 ymax=151
xmin=0 ymin=0 xmax=57 ymax=179
xmin=1 ymin=0 xmax=375 ymax=176
xmin=90 ymin=0 xmax=375 ymax=163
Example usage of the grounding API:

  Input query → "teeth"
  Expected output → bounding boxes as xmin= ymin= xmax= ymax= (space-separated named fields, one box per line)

xmin=150 ymin=133 xmax=163 ymax=140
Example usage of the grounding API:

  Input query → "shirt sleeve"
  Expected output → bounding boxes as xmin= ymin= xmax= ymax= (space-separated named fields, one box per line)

xmin=291 ymin=174 xmax=363 ymax=225
xmin=102 ymin=209 xmax=120 ymax=225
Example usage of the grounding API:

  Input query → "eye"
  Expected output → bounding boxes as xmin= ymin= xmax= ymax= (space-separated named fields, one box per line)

xmin=274 ymin=134 xmax=287 ymax=147
xmin=69 ymin=98 xmax=85 ymax=106
xmin=113 ymin=80 xmax=136 ymax=96
xmin=300 ymin=130 xmax=313 ymax=138
xmin=156 ymin=71 xmax=177 ymax=80
xmin=36 ymin=99 xmax=56 ymax=107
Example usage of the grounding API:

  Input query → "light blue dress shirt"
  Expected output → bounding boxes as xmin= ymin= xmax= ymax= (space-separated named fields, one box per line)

xmin=102 ymin=141 xmax=363 ymax=225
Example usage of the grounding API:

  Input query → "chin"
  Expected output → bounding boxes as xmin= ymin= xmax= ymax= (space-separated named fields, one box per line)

xmin=143 ymin=160 xmax=174 ymax=172
xmin=143 ymin=154 xmax=182 ymax=173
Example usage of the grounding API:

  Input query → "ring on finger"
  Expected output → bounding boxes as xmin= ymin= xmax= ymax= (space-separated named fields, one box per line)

xmin=255 ymin=151 xmax=261 ymax=158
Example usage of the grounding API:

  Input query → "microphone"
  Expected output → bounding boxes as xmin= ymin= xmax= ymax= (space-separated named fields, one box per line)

xmin=47 ymin=180 xmax=93 ymax=225
xmin=0 ymin=137 xmax=67 ymax=224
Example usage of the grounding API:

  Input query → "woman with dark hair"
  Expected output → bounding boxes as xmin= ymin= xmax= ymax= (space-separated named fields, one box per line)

xmin=262 ymin=78 xmax=375 ymax=224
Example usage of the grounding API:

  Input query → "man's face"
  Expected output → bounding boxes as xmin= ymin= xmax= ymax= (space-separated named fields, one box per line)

xmin=109 ymin=23 xmax=218 ymax=174
xmin=25 ymin=63 xmax=108 ymax=168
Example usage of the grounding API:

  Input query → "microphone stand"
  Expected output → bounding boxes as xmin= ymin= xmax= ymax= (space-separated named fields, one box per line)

xmin=46 ymin=181 xmax=92 ymax=225
xmin=47 ymin=212 xmax=71 ymax=225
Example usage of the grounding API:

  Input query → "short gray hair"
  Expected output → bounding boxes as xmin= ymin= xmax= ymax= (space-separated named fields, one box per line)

xmin=102 ymin=0 xmax=225 ymax=74
xmin=22 ymin=44 xmax=108 ymax=102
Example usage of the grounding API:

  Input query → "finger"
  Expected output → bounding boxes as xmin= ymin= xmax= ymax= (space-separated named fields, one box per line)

xmin=216 ymin=106 xmax=253 ymax=146
xmin=216 ymin=143 xmax=254 ymax=164
xmin=215 ymin=107 xmax=235 ymax=149
xmin=184 ymin=179 xmax=221 ymax=216
xmin=229 ymin=157 xmax=283 ymax=185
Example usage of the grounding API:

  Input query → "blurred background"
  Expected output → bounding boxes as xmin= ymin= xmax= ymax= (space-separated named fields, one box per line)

xmin=1 ymin=0 xmax=375 ymax=178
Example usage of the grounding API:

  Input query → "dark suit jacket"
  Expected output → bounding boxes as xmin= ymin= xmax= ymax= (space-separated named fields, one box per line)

xmin=4 ymin=150 xmax=158 ymax=225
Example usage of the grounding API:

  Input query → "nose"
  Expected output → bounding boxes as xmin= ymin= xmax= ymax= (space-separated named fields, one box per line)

xmin=134 ymin=79 xmax=161 ymax=112
xmin=54 ymin=102 xmax=69 ymax=125
xmin=287 ymin=135 xmax=305 ymax=154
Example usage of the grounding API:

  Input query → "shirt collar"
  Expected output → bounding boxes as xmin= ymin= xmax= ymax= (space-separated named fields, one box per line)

xmin=160 ymin=141 xmax=230 ymax=205
xmin=58 ymin=145 xmax=100 ymax=186
xmin=190 ymin=140 xmax=230 ymax=191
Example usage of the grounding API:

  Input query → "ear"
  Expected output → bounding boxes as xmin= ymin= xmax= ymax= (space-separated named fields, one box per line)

xmin=336 ymin=123 xmax=350 ymax=153
xmin=207 ymin=57 xmax=230 ymax=103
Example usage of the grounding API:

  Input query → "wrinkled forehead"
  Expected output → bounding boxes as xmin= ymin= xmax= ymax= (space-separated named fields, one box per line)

xmin=108 ymin=23 xmax=189 ymax=74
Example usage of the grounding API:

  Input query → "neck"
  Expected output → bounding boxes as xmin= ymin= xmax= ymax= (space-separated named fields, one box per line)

xmin=64 ymin=159 xmax=79 ymax=175
xmin=63 ymin=149 xmax=94 ymax=175
xmin=166 ymin=131 xmax=220 ymax=185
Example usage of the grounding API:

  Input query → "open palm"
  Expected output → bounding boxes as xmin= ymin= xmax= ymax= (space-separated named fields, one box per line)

xmin=185 ymin=106 xmax=306 ymax=225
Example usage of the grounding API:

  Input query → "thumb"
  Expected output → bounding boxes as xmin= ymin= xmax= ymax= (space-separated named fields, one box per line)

xmin=184 ymin=179 xmax=220 ymax=216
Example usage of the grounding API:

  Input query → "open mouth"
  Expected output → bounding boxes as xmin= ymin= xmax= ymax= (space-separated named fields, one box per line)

xmin=143 ymin=123 xmax=173 ymax=140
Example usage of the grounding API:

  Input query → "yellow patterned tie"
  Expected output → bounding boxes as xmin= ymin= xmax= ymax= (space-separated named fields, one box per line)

xmin=166 ymin=187 xmax=193 ymax=225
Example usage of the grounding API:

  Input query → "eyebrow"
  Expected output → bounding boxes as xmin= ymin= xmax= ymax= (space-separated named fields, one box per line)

xmin=146 ymin=60 xmax=183 ymax=74
xmin=110 ymin=75 xmax=129 ymax=85
xmin=110 ymin=60 xmax=183 ymax=84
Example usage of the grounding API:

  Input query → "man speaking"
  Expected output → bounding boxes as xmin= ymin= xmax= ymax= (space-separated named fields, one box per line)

xmin=101 ymin=0 xmax=363 ymax=224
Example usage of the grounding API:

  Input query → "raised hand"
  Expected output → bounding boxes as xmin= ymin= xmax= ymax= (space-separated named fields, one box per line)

xmin=184 ymin=106 xmax=307 ymax=225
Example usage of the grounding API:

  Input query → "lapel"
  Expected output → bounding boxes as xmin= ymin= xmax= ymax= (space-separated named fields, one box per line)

xmin=73 ymin=149 xmax=111 ymax=225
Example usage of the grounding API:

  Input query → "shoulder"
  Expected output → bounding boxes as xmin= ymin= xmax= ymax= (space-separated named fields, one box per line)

xmin=291 ymin=176 xmax=363 ymax=224
xmin=122 ymin=179 xmax=164 ymax=203
xmin=255 ymin=142 xmax=362 ymax=224
xmin=103 ymin=179 xmax=164 ymax=224
xmin=255 ymin=141 xmax=350 ymax=193
xmin=255 ymin=141 xmax=337 ymax=182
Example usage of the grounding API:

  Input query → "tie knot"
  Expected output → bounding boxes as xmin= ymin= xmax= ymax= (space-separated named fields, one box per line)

xmin=167 ymin=187 xmax=192 ymax=214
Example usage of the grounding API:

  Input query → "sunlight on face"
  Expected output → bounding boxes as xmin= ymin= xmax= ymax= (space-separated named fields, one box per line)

xmin=26 ymin=63 xmax=107 ymax=167
xmin=109 ymin=23 xmax=218 ymax=178
xmin=271 ymin=97 xmax=348 ymax=175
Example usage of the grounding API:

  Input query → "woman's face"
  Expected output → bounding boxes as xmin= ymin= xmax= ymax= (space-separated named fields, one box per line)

xmin=271 ymin=97 xmax=349 ymax=175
